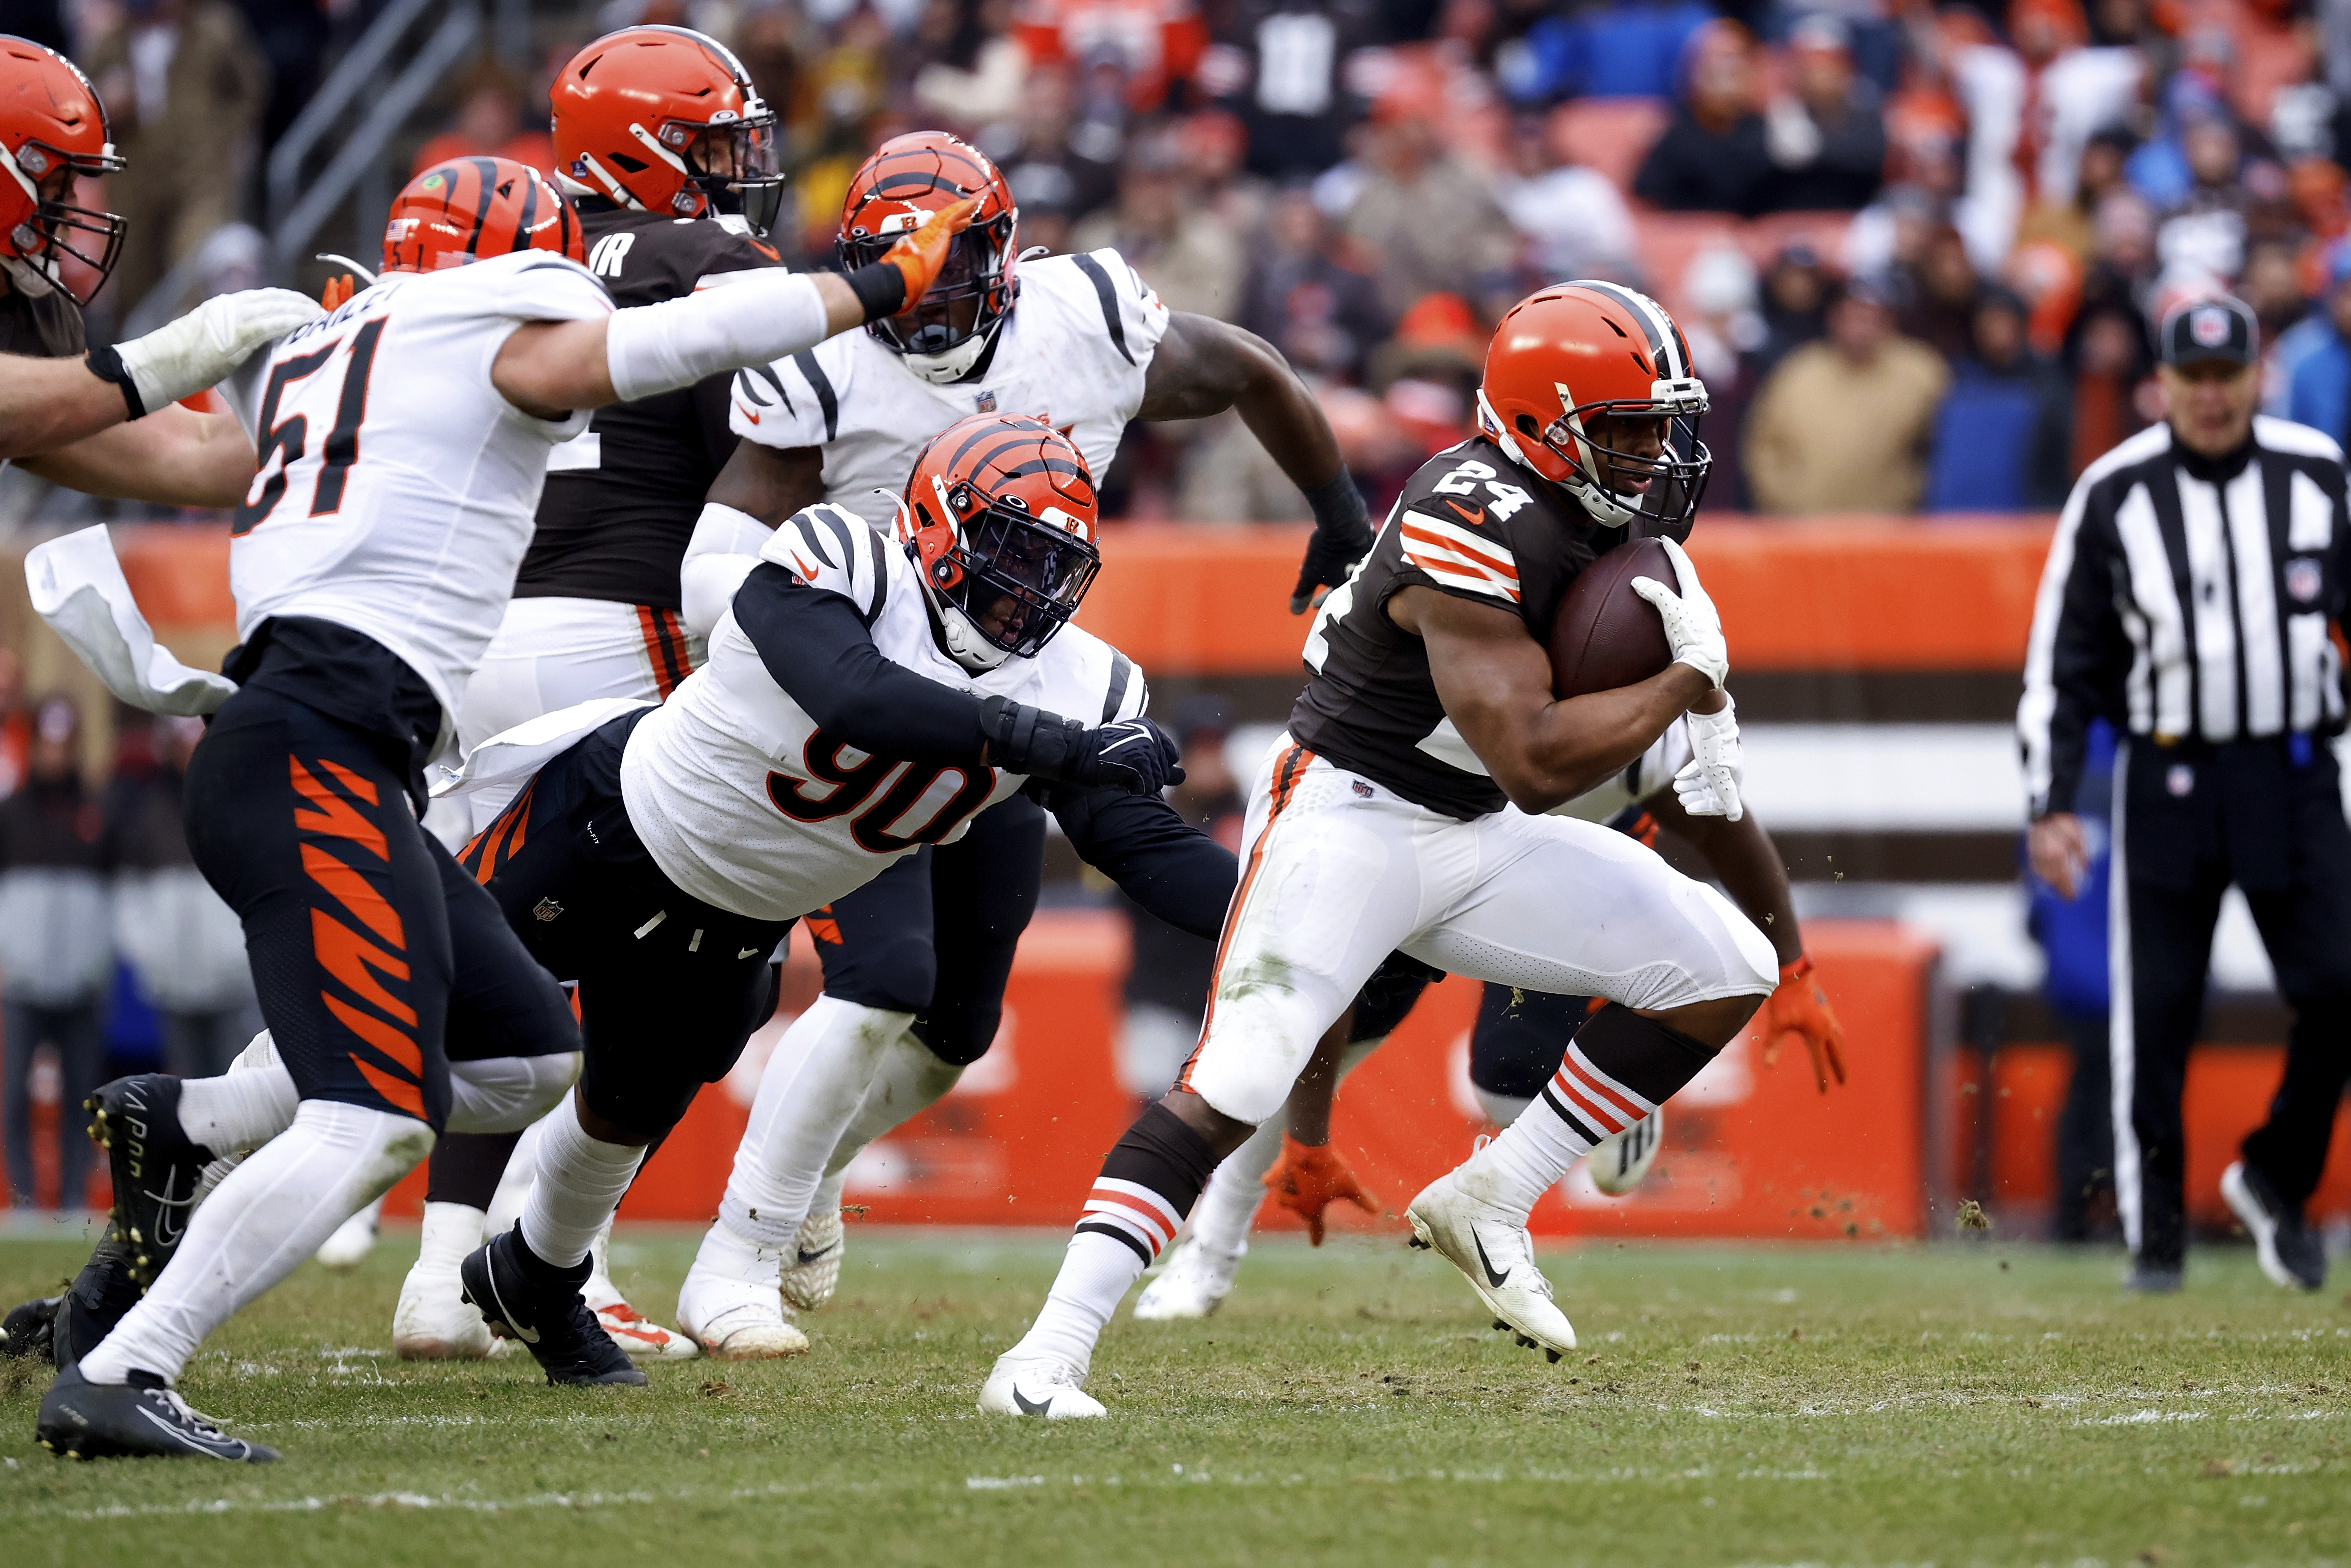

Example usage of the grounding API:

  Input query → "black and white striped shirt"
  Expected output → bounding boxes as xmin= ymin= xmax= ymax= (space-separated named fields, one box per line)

xmin=2020 ymin=417 xmax=2351 ymax=819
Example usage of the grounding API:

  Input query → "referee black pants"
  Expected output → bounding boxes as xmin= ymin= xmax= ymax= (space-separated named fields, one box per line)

xmin=2112 ymin=735 xmax=2351 ymax=1268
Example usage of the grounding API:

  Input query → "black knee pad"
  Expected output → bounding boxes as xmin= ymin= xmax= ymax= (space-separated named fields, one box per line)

xmin=1470 ymin=984 xmax=1593 ymax=1100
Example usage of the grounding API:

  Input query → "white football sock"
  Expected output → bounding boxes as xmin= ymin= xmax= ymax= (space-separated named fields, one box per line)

xmin=175 ymin=1061 xmax=299 ymax=1156
xmin=484 ymin=1112 xmax=550 ymax=1236
xmin=1456 ymin=1091 xmax=1593 ymax=1219
xmin=416 ymin=1199 xmax=487 ymax=1272
xmin=1188 ymin=1117 xmax=1279 ymax=1261
xmin=1474 ymin=1089 xmax=1534 ymax=1127
xmin=689 ymin=1213 xmax=785 ymax=1289
xmin=717 ymin=996 xmax=915 ymax=1248
xmin=78 ymin=1100 xmax=433 ymax=1385
xmin=519 ymin=1095 xmax=644 ymax=1271
xmin=1008 ymin=1231 xmax=1143 ymax=1375
xmin=820 ymin=1032 xmax=964 ymax=1179
xmin=446 ymin=1052 xmax=580 ymax=1134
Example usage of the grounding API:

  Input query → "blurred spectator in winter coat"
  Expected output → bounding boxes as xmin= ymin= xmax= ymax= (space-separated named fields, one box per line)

xmin=110 ymin=716 xmax=257 ymax=1082
xmin=1342 ymin=105 xmax=1515 ymax=318
xmin=2065 ymin=297 xmax=2152 ymax=474
xmin=1761 ymin=14 xmax=1887 ymax=212
xmin=1239 ymin=182 xmax=1390 ymax=384
xmin=913 ymin=0 xmax=1032 ymax=128
xmin=1897 ymin=222 xmax=1980 ymax=362
xmin=1200 ymin=0 xmax=1378 ymax=181
xmin=1745 ymin=275 xmax=1950 ymax=514
xmin=1633 ymin=19 xmax=1775 ymax=217
xmin=0 ymin=650 xmax=25 ymax=802
xmin=1927 ymin=285 xmax=2075 ymax=509
xmin=1013 ymin=0 xmax=1207 ymax=114
xmin=1677 ymin=246 xmax=1763 ymax=510
xmin=2286 ymin=249 xmax=2351 ymax=447
xmin=1749 ymin=241 xmax=1831 ymax=379
xmin=1072 ymin=132 xmax=1245 ymax=320
xmin=2015 ymin=128 xmax=2137 ymax=264
xmin=411 ymin=61 xmax=559 ymax=181
xmin=1492 ymin=112 xmax=1636 ymax=282
xmin=0 ymin=697 xmax=112 ymax=1210
xmin=85 ymin=0 xmax=268 ymax=315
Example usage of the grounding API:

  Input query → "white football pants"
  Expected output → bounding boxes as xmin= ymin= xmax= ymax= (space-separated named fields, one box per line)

xmin=1179 ymin=738 xmax=1776 ymax=1125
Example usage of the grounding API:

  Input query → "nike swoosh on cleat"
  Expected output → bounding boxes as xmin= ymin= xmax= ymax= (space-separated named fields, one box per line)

xmin=133 ymin=1403 xmax=240 ymax=1458
xmin=1471 ymin=1230 xmax=1510 ymax=1289
xmin=482 ymin=1263 xmax=540 ymax=1345
xmin=796 ymin=1244 xmax=839 ymax=1265
xmin=1012 ymin=1387 xmax=1052 ymax=1416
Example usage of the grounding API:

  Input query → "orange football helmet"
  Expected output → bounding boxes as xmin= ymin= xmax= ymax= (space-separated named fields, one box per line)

xmin=551 ymin=27 xmax=782 ymax=235
xmin=838 ymin=132 xmax=1019 ymax=383
xmin=1477 ymin=282 xmax=1712 ymax=538
xmin=381 ymin=157 xmax=585 ymax=274
xmin=0 ymin=36 xmax=124 ymax=306
xmin=899 ymin=413 xmax=1100 ymax=668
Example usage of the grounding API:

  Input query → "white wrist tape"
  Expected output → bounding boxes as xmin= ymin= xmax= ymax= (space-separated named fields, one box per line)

xmin=603 ymin=270 xmax=830 ymax=403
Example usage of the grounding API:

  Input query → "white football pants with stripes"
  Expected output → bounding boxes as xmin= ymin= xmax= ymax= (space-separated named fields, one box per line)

xmin=1179 ymin=738 xmax=1777 ymax=1126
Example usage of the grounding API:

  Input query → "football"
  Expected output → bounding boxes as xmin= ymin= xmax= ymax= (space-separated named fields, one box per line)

xmin=1547 ymin=535 xmax=1676 ymax=698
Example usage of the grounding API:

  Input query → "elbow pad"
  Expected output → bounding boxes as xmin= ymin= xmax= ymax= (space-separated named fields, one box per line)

xmin=604 ymin=271 xmax=831 ymax=404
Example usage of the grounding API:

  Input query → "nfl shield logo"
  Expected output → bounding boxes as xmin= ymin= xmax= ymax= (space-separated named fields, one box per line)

xmin=2287 ymin=557 xmax=2324 ymax=603
xmin=2191 ymin=306 xmax=2230 ymax=347
xmin=976 ymin=390 xmax=997 ymax=413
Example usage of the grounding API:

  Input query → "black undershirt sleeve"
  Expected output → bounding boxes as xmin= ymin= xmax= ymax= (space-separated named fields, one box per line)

xmin=731 ymin=564 xmax=991 ymax=766
xmin=1039 ymin=782 xmax=1239 ymax=938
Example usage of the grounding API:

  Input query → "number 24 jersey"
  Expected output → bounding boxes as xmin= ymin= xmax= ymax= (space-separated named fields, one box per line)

xmin=228 ymin=250 xmax=614 ymax=722
xmin=618 ymin=503 xmax=1148 ymax=923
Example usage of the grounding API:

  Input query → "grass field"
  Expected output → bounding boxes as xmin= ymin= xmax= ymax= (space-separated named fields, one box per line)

xmin=1 ymin=1224 xmax=2347 ymax=1568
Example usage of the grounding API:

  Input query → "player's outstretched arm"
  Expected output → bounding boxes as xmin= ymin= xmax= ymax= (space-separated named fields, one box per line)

xmin=1395 ymin=584 xmax=1721 ymax=814
xmin=492 ymin=196 xmax=981 ymax=420
xmin=0 ymin=287 xmax=322 ymax=460
xmin=1137 ymin=312 xmax=1370 ymax=613
xmin=679 ymin=444 xmax=827 ymax=636
xmin=1037 ymin=771 xmax=1237 ymax=938
xmin=17 ymin=405 xmax=256 ymax=507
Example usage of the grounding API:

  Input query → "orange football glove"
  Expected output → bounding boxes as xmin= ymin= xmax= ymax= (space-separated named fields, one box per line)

xmin=321 ymin=273 xmax=354 ymax=311
xmin=1262 ymin=1134 xmax=1379 ymax=1246
xmin=878 ymin=195 xmax=982 ymax=318
xmin=1761 ymin=954 xmax=1847 ymax=1093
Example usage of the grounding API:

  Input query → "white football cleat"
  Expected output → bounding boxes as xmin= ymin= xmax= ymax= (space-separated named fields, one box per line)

xmin=314 ymin=1195 xmax=383 ymax=1268
xmin=676 ymin=1277 xmax=809 ymax=1359
xmin=594 ymin=1300 xmax=701 ymax=1360
xmin=1132 ymin=1236 xmax=1242 ymax=1321
xmin=1586 ymin=1107 xmax=1664 ymax=1197
xmin=978 ymin=1354 xmax=1106 ymax=1418
xmin=1406 ymin=1167 xmax=1576 ymax=1361
xmin=780 ymin=1201 xmax=845 ymax=1313
xmin=394 ymin=1258 xmax=499 ymax=1360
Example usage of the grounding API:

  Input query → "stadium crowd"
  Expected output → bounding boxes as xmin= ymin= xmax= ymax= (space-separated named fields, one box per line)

xmin=9 ymin=0 xmax=2351 ymax=520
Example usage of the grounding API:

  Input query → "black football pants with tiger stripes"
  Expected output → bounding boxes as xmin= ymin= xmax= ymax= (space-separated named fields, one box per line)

xmin=183 ymin=686 xmax=579 ymax=1132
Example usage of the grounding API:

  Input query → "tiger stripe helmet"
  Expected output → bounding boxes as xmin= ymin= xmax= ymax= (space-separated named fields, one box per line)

xmin=381 ymin=157 xmax=586 ymax=274
xmin=0 ymin=36 xmax=125 ymax=305
xmin=837 ymin=132 xmax=1018 ymax=384
xmin=899 ymin=413 xmax=1100 ymax=668
xmin=1477 ymin=281 xmax=1712 ymax=538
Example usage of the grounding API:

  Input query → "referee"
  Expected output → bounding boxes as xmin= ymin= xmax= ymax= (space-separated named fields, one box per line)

xmin=2020 ymin=294 xmax=2351 ymax=1294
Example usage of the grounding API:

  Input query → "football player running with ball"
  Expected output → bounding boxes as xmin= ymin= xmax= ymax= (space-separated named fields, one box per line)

xmin=24 ymin=157 xmax=972 ymax=1460
xmin=666 ymin=131 xmax=1372 ymax=1356
xmin=436 ymin=414 xmax=1234 ymax=1389
xmin=979 ymin=282 xmax=1779 ymax=1418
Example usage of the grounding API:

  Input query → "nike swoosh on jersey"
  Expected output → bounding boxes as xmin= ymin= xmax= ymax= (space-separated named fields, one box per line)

xmin=735 ymin=403 xmax=761 ymax=425
xmin=1443 ymin=499 xmax=1486 ymax=526
xmin=1472 ymin=1230 xmax=1510 ymax=1288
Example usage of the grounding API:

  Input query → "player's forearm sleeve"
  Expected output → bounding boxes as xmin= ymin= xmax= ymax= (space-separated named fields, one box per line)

xmin=1049 ymin=785 xmax=1239 ymax=938
xmin=604 ymin=270 xmax=832 ymax=404
xmin=731 ymin=564 xmax=991 ymax=764
xmin=679 ymin=502 xmax=773 ymax=640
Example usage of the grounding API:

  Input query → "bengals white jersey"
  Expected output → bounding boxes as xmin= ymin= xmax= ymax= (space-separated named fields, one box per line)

xmin=727 ymin=249 xmax=1168 ymax=530
xmin=620 ymin=502 xmax=1148 ymax=921
xmin=229 ymin=249 xmax=612 ymax=720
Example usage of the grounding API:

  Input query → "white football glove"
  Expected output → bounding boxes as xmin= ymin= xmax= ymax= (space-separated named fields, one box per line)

xmin=1673 ymin=693 xmax=1742 ymax=821
xmin=1629 ymin=535 xmax=1729 ymax=689
xmin=112 ymin=288 xmax=325 ymax=414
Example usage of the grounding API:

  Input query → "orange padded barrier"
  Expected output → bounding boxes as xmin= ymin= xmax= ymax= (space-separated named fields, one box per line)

xmin=115 ymin=515 xmax=2061 ymax=682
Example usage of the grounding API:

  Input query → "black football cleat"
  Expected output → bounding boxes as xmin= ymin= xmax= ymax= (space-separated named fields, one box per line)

xmin=2222 ymin=1160 xmax=2327 ymax=1291
xmin=49 ymin=1238 xmax=146 ymax=1374
xmin=460 ymin=1225 xmax=647 ymax=1387
xmin=1 ymin=1295 xmax=58 ymax=1360
xmin=86 ymin=1075 xmax=212 ymax=1292
xmin=36 ymin=1366 xmax=278 ymax=1462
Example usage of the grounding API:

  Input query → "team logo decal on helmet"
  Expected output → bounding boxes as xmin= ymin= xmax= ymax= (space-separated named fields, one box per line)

xmin=838 ymin=132 xmax=1019 ymax=385
xmin=0 ymin=36 xmax=126 ymax=305
xmin=551 ymin=26 xmax=783 ymax=236
xmin=382 ymin=157 xmax=585 ymax=273
xmin=1477 ymin=281 xmax=1712 ymax=539
xmin=898 ymin=413 xmax=1100 ymax=670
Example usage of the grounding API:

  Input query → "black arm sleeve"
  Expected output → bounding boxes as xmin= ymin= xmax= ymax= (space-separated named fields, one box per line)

xmin=731 ymin=563 xmax=990 ymax=766
xmin=2035 ymin=505 xmax=2129 ymax=818
xmin=1042 ymin=782 xmax=1239 ymax=939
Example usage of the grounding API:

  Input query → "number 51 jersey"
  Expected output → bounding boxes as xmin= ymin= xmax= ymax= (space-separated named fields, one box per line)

xmin=228 ymin=249 xmax=614 ymax=723
xmin=619 ymin=503 xmax=1148 ymax=922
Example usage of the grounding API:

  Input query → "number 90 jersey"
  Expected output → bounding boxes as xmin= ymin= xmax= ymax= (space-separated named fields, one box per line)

xmin=1290 ymin=436 xmax=1603 ymax=822
xmin=618 ymin=503 xmax=1148 ymax=922
xmin=229 ymin=250 xmax=614 ymax=722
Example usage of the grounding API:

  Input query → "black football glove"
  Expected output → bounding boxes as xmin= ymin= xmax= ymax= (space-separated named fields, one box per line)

xmin=978 ymin=699 xmax=1180 ymax=796
xmin=1291 ymin=467 xmax=1374 ymax=615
